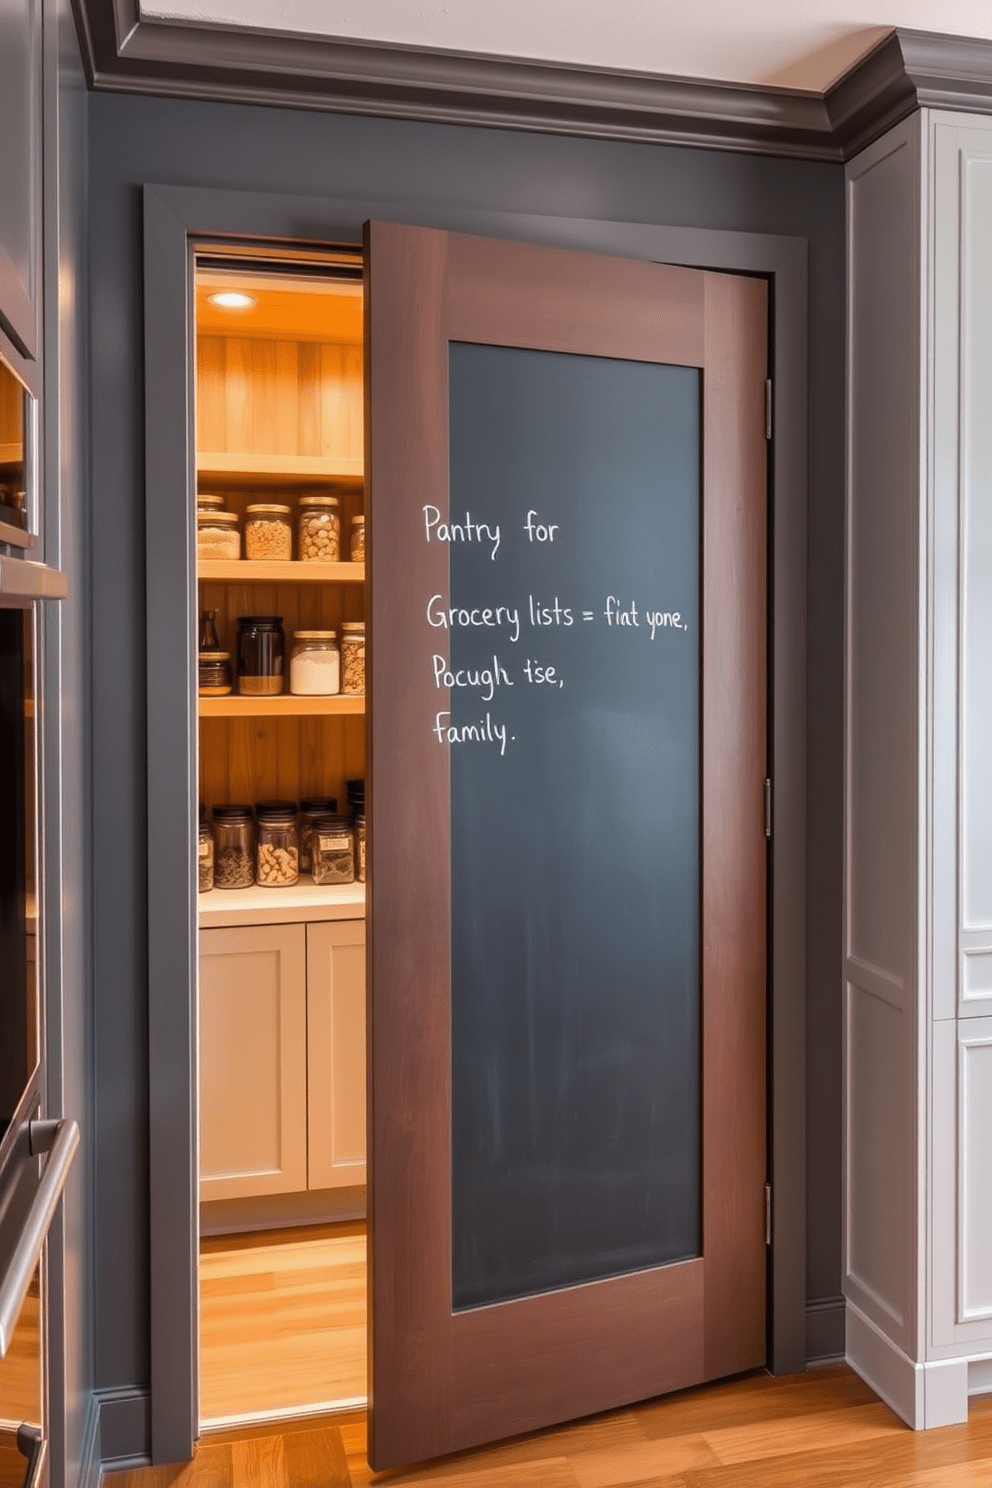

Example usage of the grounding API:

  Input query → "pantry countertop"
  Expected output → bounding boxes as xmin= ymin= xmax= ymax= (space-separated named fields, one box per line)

xmin=198 ymin=877 xmax=365 ymax=929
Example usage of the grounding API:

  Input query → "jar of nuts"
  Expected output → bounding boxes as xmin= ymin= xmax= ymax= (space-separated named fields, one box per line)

xmin=340 ymin=621 xmax=365 ymax=695
xmin=354 ymin=813 xmax=366 ymax=883
xmin=211 ymin=805 xmax=255 ymax=890
xmin=349 ymin=514 xmax=365 ymax=562
xmin=311 ymin=814 xmax=355 ymax=885
xmin=256 ymin=802 xmax=299 ymax=887
xmin=245 ymin=504 xmax=292 ymax=560
xmin=298 ymin=495 xmax=341 ymax=562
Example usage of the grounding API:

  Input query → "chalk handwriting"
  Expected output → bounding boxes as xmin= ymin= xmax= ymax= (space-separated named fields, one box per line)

xmin=423 ymin=504 xmax=501 ymax=561
xmin=432 ymin=653 xmax=514 ymax=703
xmin=432 ymin=710 xmax=510 ymax=756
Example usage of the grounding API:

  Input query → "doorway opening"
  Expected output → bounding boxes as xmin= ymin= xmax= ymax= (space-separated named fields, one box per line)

xmin=191 ymin=246 xmax=368 ymax=1428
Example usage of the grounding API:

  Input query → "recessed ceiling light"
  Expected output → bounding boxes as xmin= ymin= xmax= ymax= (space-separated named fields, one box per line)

xmin=207 ymin=291 xmax=256 ymax=310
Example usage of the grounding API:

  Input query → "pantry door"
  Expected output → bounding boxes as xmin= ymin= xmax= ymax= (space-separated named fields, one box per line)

xmin=365 ymin=221 xmax=767 ymax=1470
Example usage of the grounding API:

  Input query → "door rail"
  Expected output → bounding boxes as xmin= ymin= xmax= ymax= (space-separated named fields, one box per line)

xmin=0 ymin=1118 xmax=79 ymax=1357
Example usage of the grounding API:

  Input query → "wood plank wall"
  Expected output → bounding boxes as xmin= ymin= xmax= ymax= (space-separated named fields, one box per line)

xmin=196 ymin=334 xmax=366 ymax=812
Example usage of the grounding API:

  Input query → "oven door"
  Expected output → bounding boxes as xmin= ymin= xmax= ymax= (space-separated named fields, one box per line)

xmin=0 ymin=572 xmax=74 ymax=1488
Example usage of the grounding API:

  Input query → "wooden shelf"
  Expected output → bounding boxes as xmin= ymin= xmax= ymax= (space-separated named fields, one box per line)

xmin=198 ymin=559 xmax=363 ymax=584
xmin=199 ymin=694 xmax=364 ymax=718
xmin=197 ymin=452 xmax=363 ymax=488
xmin=198 ymin=877 xmax=365 ymax=930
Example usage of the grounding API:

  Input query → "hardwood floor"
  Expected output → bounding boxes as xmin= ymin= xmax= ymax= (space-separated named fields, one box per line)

xmin=106 ymin=1364 xmax=992 ymax=1487
xmin=199 ymin=1223 xmax=366 ymax=1422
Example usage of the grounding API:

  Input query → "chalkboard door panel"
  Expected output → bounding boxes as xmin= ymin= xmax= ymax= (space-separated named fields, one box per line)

xmin=366 ymin=222 xmax=767 ymax=1470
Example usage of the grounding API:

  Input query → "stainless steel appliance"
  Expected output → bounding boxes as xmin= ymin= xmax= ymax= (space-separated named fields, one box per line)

xmin=0 ymin=353 xmax=76 ymax=1488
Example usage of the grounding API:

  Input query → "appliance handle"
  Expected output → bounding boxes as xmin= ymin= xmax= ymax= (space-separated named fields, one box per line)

xmin=15 ymin=1426 xmax=46 ymax=1488
xmin=0 ymin=1118 xmax=79 ymax=1358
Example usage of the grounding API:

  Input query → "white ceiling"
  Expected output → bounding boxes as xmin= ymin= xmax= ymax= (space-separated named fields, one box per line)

xmin=137 ymin=0 xmax=992 ymax=91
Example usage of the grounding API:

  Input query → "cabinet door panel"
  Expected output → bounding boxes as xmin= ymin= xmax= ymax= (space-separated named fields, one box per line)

xmin=199 ymin=923 xmax=308 ymax=1200
xmin=307 ymin=920 xmax=366 ymax=1190
xmin=0 ymin=0 xmax=40 ymax=358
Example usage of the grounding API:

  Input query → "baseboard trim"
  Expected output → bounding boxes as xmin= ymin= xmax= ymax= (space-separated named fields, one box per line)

xmin=76 ymin=1392 xmax=101 ymax=1488
xmin=806 ymin=1294 xmax=846 ymax=1363
xmin=95 ymin=1387 xmax=151 ymax=1469
xmin=846 ymin=1301 xmax=968 ymax=1429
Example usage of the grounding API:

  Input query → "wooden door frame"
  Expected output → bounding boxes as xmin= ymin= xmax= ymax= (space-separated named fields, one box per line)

xmin=143 ymin=180 xmax=807 ymax=1466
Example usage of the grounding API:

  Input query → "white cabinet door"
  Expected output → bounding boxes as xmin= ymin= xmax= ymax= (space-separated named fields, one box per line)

xmin=306 ymin=920 xmax=366 ymax=1190
xmin=199 ymin=922 xmax=308 ymax=1201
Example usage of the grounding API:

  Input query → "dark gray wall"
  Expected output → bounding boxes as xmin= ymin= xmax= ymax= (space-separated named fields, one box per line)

xmin=87 ymin=90 xmax=845 ymax=1413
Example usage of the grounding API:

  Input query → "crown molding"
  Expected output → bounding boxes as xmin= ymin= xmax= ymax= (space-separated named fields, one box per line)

xmin=70 ymin=3 xmax=992 ymax=163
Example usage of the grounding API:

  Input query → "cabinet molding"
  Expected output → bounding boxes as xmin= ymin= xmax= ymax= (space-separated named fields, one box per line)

xmin=307 ymin=920 xmax=366 ymax=1191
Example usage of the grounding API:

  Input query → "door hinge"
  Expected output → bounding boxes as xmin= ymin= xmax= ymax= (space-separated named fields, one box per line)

xmin=764 ymin=778 xmax=772 ymax=839
xmin=765 ymin=1182 xmax=772 ymax=1245
xmin=765 ymin=378 xmax=773 ymax=440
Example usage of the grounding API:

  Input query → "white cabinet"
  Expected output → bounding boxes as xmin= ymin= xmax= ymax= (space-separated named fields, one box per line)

xmin=199 ymin=917 xmax=366 ymax=1204
xmin=199 ymin=923 xmax=308 ymax=1201
xmin=845 ymin=109 xmax=992 ymax=1428
xmin=307 ymin=921 xmax=367 ymax=1190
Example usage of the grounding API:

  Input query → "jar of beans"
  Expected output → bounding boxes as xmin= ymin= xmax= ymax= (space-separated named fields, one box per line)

xmin=340 ymin=621 xmax=365 ymax=695
xmin=298 ymin=495 xmax=341 ymax=562
xmin=256 ymin=802 xmax=299 ymax=887
xmin=311 ymin=814 xmax=355 ymax=885
xmin=349 ymin=514 xmax=365 ymax=562
xmin=212 ymin=805 xmax=255 ymax=889
xmin=245 ymin=504 xmax=292 ymax=560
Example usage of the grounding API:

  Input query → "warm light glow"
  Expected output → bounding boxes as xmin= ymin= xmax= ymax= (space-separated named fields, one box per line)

xmin=207 ymin=291 xmax=257 ymax=309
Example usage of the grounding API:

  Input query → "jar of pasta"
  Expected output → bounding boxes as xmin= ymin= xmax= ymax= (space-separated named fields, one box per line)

xmin=340 ymin=621 xmax=365 ymax=695
xmin=298 ymin=495 xmax=341 ymax=561
xmin=245 ymin=504 xmax=292 ymax=560
xmin=255 ymin=802 xmax=299 ymax=887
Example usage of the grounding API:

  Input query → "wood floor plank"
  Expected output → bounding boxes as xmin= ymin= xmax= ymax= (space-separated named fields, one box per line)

xmin=700 ymin=1400 xmax=905 ymax=1464
xmin=569 ymin=1433 xmax=720 ymax=1486
xmin=635 ymin=1364 xmax=878 ymax=1439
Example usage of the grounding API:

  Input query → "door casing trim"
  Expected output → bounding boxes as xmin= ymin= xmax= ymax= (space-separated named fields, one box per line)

xmin=142 ymin=181 xmax=807 ymax=1465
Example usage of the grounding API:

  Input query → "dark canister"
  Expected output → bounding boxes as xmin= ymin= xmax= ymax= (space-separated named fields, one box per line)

xmin=211 ymin=804 xmax=255 ymax=889
xmin=236 ymin=615 xmax=285 ymax=696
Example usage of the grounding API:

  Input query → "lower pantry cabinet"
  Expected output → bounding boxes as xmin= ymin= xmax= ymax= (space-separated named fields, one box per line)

xmin=199 ymin=918 xmax=366 ymax=1202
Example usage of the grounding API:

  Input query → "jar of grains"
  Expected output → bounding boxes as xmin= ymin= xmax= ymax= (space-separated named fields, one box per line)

xmin=354 ymin=813 xmax=366 ymax=883
xmin=298 ymin=796 xmax=338 ymax=874
xmin=212 ymin=805 xmax=255 ymax=889
xmin=196 ymin=493 xmax=226 ymax=514
xmin=290 ymin=631 xmax=339 ymax=695
xmin=311 ymin=814 xmax=355 ymax=885
xmin=256 ymin=802 xmax=299 ymax=886
xmin=237 ymin=616 xmax=285 ymax=695
xmin=349 ymin=514 xmax=365 ymax=562
xmin=297 ymin=495 xmax=341 ymax=561
xmin=197 ymin=510 xmax=240 ymax=560
xmin=198 ymin=806 xmax=214 ymax=893
xmin=340 ymin=621 xmax=365 ymax=695
xmin=198 ymin=651 xmax=233 ymax=696
xmin=245 ymin=503 xmax=292 ymax=560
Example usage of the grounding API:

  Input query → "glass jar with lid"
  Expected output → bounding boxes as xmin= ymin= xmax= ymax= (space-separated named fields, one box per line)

xmin=211 ymin=805 xmax=255 ymax=889
xmin=198 ymin=805 xmax=214 ymax=893
xmin=256 ymin=802 xmax=299 ymax=887
xmin=198 ymin=651 xmax=232 ymax=696
xmin=196 ymin=492 xmax=227 ymax=514
xmin=298 ymin=495 xmax=341 ymax=562
xmin=349 ymin=514 xmax=365 ymax=562
xmin=245 ymin=503 xmax=292 ymax=560
xmin=289 ymin=631 xmax=339 ymax=695
xmin=236 ymin=616 xmax=285 ymax=695
xmin=197 ymin=510 xmax=240 ymax=560
xmin=311 ymin=814 xmax=355 ymax=885
xmin=354 ymin=813 xmax=366 ymax=883
xmin=299 ymin=796 xmax=338 ymax=874
xmin=340 ymin=621 xmax=365 ymax=695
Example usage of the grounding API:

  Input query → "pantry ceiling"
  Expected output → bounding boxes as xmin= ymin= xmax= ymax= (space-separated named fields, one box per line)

xmin=138 ymin=0 xmax=992 ymax=91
